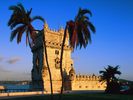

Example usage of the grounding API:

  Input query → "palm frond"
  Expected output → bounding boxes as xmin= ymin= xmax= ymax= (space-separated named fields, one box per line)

xmin=79 ymin=8 xmax=92 ymax=16
xmin=76 ymin=8 xmax=92 ymax=20
xmin=17 ymin=26 xmax=26 ymax=43
xmin=9 ymin=5 xmax=19 ymax=11
xmin=27 ymin=8 xmax=32 ymax=17
xmin=10 ymin=29 xmax=18 ymax=42
xmin=17 ymin=3 xmax=26 ymax=14
xmin=8 ymin=14 xmax=14 ymax=26
xmin=8 ymin=4 xmax=26 ymax=27
xmin=8 ymin=3 xmax=45 ymax=45
xmin=10 ymin=22 xmax=24 ymax=29
xmin=81 ymin=21 xmax=91 ymax=43
xmin=82 ymin=16 xmax=89 ymax=20
xmin=99 ymin=65 xmax=121 ymax=86
xmin=76 ymin=24 xmax=83 ymax=48
xmin=88 ymin=22 xmax=96 ymax=33
xmin=68 ymin=8 xmax=95 ymax=50
xmin=31 ymin=16 xmax=45 ymax=22
xmin=10 ymin=25 xmax=25 ymax=42
xmin=99 ymin=70 xmax=106 ymax=74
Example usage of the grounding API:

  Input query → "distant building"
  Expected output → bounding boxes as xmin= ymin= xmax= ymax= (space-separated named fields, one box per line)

xmin=31 ymin=22 xmax=106 ymax=92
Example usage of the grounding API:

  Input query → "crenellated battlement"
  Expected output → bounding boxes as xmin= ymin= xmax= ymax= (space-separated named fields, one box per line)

xmin=44 ymin=22 xmax=64 ymax=34
xmin=75 ymin=74 xmax=101 ymax=81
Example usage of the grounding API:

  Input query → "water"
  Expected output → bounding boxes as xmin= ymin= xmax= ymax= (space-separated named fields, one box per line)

xmin=1 ymin=84 xmax=30 ymax=92
xmin=4 ymin=84 xmax=30 ymax=89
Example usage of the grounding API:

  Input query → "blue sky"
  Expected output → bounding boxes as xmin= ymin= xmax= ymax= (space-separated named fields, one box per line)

xmin=0 ymin=0 xmax=133 ymax=81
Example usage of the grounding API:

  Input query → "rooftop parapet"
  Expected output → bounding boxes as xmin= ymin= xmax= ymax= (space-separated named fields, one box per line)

xmin=75 ymin=74 xmax=101 ymax=81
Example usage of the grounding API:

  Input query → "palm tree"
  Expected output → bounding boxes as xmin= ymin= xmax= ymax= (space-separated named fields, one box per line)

xmin=99 ymin=65 xmax=121 ymax=93
xmin=59 ymin=8 xmax=96 ymax=100
xmin=8 ymin=3 xmax=44 ymax=47
xmin=8 ymin=3 xmax=53 ymax=98
xmin=8 ymin=3 xmax=54 ymax=99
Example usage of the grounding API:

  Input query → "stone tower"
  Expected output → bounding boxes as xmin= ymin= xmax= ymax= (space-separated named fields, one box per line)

xmin=31 ymin=22 xmax=74 ymax=92
xmin=31 ymin=22 xmax=106 ymax=92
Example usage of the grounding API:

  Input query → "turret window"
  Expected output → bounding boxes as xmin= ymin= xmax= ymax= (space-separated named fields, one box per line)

xmin=55 ymin=50 xmax=59 ymax=55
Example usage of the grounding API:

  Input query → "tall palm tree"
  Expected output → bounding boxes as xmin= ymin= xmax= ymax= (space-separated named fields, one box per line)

xmin=8 ymin=3 xmax=44 ymax=47
xmin=59 ymin=8 xmax=96 ymax=100
xmin=99 ymin=65 xmax=121 ymax=93
xmin=8 ymin=3 xmax=54 ymax=100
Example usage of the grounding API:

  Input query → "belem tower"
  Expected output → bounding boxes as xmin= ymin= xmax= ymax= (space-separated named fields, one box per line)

xmin=31 ymin=22 xmax=106 ymax=92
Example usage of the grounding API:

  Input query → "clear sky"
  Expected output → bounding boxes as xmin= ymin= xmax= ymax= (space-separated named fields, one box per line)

xmin=0 ymin=0 xmax=133 ymax=81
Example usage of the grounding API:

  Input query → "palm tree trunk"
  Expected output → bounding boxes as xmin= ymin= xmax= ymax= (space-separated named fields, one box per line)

xmin=27 ymin=33 xmax=32 ymax=48
xmin=59 ymin=25 xmax=67 ymax=100
xmin=43 ymin=30 xmax=53 ymax=100
xmin=106 ymin=79 xmax=110 ymax=93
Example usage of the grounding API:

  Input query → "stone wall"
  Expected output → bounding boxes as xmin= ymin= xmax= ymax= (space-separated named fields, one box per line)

xmin=71 ymin=75 xmax=106 ymax=90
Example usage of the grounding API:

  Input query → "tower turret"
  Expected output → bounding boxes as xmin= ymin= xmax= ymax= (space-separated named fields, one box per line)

xmin=69 ymin=67 xmax=75 ymax=81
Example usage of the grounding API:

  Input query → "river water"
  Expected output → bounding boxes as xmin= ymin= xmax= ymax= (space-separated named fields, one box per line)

xmin=3 ymin=84 xmax=30 ymax=89
xmin=0 ymin=84 xmax=30 ymax=92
